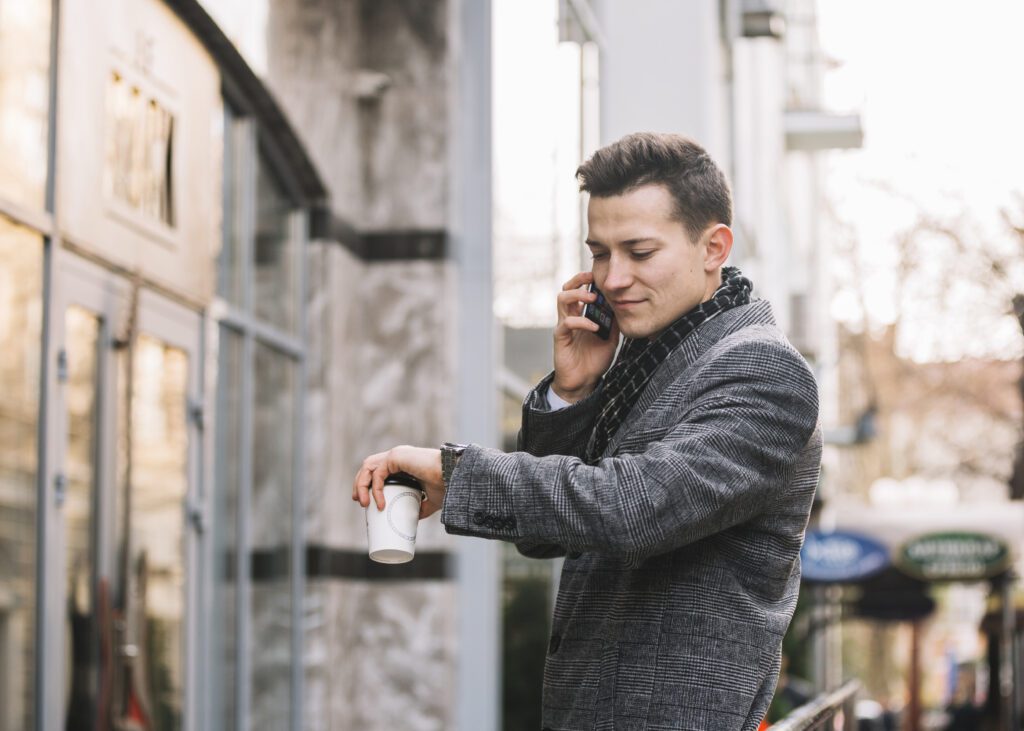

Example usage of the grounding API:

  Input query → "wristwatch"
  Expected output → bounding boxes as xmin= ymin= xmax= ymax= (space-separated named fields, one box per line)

xmin=441 ymin=442 xmax=469 ymax=488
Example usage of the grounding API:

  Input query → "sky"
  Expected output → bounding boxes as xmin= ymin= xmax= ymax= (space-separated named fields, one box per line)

xmin=817 ymin=0 xmax=1024 ymax=359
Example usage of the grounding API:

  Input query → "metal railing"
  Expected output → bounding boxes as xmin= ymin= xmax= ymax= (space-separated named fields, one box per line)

xmin=770 ymin=679 xmax=861 ymax=731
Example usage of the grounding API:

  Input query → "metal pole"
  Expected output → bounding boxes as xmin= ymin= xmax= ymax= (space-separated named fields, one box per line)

xmin=451 ymin=0 xmax=499 ymax=729
xmin=908 ymin=619 xmax=921 ymax=731
xmin=1000 ymin=574 xmax=1019 ymax=731
xmin=811 ymin=584 xmax=828 ymax=693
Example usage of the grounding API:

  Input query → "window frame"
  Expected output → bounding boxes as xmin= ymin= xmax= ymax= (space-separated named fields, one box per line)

xmin=207 ymin=102 xmax=308 ymax=731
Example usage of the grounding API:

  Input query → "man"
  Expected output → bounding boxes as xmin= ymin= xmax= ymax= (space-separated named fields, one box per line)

xmin=353 ymin=132 xmax=821 ymax=731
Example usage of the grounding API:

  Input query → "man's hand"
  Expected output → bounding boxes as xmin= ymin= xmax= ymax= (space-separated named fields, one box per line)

xmin=552 ymin=272 xmax=620 ymax=402
xmin=351 ymin=445 xmax=445 ymax=519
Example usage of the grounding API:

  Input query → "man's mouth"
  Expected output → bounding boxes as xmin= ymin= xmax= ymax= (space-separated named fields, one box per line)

xmin=612 ymin=299 xmax=644 ymax=310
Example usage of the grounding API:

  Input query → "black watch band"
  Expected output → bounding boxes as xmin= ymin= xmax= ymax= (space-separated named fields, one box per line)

xmin=441 ymin=442 xmax=469 ymax=488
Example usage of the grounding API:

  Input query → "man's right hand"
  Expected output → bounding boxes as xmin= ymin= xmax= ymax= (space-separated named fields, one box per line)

xmin=552 ymin=271 xmax=620 ymax=403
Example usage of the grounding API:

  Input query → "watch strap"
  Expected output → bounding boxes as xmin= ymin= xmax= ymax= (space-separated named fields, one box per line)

xmin=441 ymin=442 xmax=469 ymax=488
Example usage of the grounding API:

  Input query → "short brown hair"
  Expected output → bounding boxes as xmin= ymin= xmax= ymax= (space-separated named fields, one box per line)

xmin=576 ymin=132 xmax=732 ymax=242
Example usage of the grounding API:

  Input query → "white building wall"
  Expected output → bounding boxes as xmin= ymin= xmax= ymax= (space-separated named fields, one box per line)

xmin=594 ymin=0 xmax=845 ymax=376
xmin=595 ymin=0 xmax=730 ymax=164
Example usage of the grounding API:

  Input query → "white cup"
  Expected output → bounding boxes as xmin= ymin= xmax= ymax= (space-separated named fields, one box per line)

xmin=366 ymin=474 xmax=426 ymax=564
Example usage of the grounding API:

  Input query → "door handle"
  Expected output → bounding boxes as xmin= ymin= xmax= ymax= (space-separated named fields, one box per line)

xmin=186 ymin=499 xmax=205 ymax=534
xmin=54 ymin=473 xmax=68 ymax=507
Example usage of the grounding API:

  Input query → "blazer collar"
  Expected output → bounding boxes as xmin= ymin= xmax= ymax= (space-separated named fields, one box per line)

xmin=602 ymin=299 xmax=778 ymax=457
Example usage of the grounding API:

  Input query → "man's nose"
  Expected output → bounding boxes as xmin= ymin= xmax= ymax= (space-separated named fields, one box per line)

xmin=602 ymin=256 xmax=633 ymax=291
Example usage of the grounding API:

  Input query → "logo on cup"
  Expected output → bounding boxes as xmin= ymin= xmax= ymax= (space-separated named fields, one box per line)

xmin=387 ymin=491 xmax=421 ymax=541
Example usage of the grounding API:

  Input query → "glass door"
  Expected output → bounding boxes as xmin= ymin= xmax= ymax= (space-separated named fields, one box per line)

xmin=54 ymin=255 xmax=202 ymax=731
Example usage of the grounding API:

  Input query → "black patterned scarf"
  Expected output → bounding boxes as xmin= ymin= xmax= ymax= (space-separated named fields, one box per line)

xmin=583 ymin=266 xmax=753 ymax=464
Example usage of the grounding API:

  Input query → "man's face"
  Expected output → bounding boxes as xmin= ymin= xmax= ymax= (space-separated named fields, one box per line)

xmin=586 ymin=184 xmax=722 ymax=340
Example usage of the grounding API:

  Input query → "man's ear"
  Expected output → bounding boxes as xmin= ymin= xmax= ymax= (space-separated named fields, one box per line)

xmin=704 ymin=224 xmax=733 ymax=271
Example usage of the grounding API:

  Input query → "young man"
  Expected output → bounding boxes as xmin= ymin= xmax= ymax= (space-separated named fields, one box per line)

xmin=353 ymin=132 xmax=821 ymax=731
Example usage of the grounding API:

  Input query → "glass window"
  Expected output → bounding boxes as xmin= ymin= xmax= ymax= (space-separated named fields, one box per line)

xmin=217 ymin=113 xmax=245 ymax=307
xmin=250 ymin=342 xmax=294 ymax=731
xmin=0 ymin=0 xmax=52 ymax=210
xmin=64 ymin=306 xmax=101 ymax=728
xmin=103 ymin=72 xmax=176 ymax=226
xmin=0 ymin=215 xmax=43 ymax=731
xmin=214 ymin=112 xmax=303 ymax=730
xmin=212 ymin=326 xmax=243 ymax=729
xmin=120 ymin=334 xmax=190 ymax=730
xmin=253 ymin=157 xmax=297 ymax=333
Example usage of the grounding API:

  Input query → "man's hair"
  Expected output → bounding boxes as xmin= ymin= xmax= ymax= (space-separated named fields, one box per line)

xmin=576 ymin=132 xmax=732 ymax=242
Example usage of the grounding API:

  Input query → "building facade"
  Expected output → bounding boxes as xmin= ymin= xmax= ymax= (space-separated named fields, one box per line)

xmin=1 ymin=0 xmax=866 ymax=729
xmin=0 ymin=0 xmax=493 ymax=728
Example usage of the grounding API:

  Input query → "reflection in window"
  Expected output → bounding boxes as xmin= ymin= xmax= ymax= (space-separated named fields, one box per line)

xmin=213 ymin=326 xmax=244 ymax=728
xmin=217 ymin=112 xmax=245 ymax=307
xmin=116 ymin=335 xmax=189 ymax=730
xmin=64 ymin=307 xmax=101 ymax=729
xmin=251 ymin=342 xmax=294 ymax=730
xmin=253 ymin=157 xmax=296 ymax=333
xmin=0 ymin=0 xmax=52 ymax=209
xmin=103 ymin=72 xmax=175 ymax=226
xmin=0 ymin=215 xmax=42 ymax=731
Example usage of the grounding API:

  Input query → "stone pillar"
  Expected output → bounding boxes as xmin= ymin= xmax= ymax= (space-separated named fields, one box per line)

xmin=263 ymin=1 xmax=460 ymax=729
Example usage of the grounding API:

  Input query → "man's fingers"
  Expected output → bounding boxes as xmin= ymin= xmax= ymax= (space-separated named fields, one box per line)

xmin=353 ymin=465 xmax=372 ymax=508
xmin=352 ymin=451 xmax=392 ymax=510
xmin=561 ymin=271 xmax=594 ymax=291
xmin=556 ymin=288 xmax=595 ymax=307
xmin=560 ymin=315 xmax=601 ymax=334
xmin=370 ymin=460 xmax=389 ymax=511
xmin=556 ymin=286 xmax=596 ymax=319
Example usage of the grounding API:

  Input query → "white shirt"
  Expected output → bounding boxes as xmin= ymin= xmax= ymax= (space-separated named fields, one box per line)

xmin=545 ymin=385 xmax=572 ymax=411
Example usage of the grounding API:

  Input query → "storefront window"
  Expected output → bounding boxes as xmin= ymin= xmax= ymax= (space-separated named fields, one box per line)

xmin=253 ymin=157 xmax=297 ymax=333
xmin=215 ymin=115 xmax=302 ymax=730
xmin=63 ymin=306 xmax=100 ymax=727
xmin=218 ymin=112 xmax=246 ymax=307
xmin=0 ymin=0 xmax=52 ymax=210
xmin=250 ymin=341 xmax=294 ymax=731
xmin=0 ymin=215 xmax=43 ymax=731
xmin=213 ymin=325 xmax=243 ymax=728
xmin=123 ymin=334 xmax=190 ymax=730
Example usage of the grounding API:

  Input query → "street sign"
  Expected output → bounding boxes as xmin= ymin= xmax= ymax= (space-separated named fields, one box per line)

xmin=801 ymin=530 xmax=890 ymax=583
xmin=897 ymin=532 xmax=1010 ymax=581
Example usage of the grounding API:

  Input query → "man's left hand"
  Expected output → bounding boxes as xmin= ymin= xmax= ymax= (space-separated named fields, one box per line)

xmin=351 ymin=445 xmax=445 ymax=519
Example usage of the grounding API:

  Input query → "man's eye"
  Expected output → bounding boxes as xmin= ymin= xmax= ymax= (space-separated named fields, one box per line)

xmin=631 ymin=251 xmax=654 ymax=260
xmin=590 ymin=252 xmax=609 ymax=260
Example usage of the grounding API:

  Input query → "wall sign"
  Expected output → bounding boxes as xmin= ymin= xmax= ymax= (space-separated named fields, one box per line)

xmin=801 ymin=530 xmax=890 ymax=583
xmin=898 ymin=532 xmax=1010 ymax=581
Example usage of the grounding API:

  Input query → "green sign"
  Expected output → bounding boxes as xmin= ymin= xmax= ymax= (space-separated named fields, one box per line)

xmin=898 ymin=532 xmax=1010 ymax=581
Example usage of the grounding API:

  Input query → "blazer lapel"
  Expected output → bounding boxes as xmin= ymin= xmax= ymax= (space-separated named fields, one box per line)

xmin=602 ymin=300 xmax=777 ymax=458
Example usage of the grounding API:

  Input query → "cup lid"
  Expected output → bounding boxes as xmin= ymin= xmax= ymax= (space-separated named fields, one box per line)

xmin=384 ymin=472 xmax=423 ymax=489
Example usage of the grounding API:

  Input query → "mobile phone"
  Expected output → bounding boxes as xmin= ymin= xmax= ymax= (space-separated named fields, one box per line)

xmin=582 ymin=282 xmax=615 ymax=340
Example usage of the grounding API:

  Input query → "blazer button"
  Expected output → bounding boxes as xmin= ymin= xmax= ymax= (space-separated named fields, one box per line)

xmin=548 ymin=634 xmax=561 ymax=655
xmin=473 ymin=511 xmax=484 ymax=525
xmin=484 ymin=516 xmax=495 ymax=528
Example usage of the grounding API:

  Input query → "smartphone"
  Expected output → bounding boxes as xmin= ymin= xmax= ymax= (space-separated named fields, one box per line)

xmin=582 ymin=282 xmax=615 ymax=340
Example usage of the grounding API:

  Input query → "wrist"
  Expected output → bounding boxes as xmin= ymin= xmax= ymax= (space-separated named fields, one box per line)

xmin=550 ymin=380 xmax=596 ymax=404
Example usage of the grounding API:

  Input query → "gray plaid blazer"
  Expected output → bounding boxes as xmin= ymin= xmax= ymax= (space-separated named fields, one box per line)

xmin=442 ymin=300 xmax=821 ymax=730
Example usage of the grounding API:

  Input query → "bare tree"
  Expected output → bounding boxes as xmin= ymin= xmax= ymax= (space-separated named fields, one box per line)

xmin=830 ymin=193 xmax=1024 ymax=499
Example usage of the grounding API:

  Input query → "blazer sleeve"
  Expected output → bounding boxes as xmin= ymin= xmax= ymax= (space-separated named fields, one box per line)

xmin=508 ymin=372 xmax=604 ymax=558
xmin=441 ymin=337 xmax=820 ymax=565
xmin=516 ymin=371 xmax=603 ymax=458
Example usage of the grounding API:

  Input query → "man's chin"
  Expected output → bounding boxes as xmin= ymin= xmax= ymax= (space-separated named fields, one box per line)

xmin=617 ymin=321 xmax=656 ymax=340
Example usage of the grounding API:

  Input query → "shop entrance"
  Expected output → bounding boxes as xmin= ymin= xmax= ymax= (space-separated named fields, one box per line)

xmin=52 ymin=253 xmax=202 ymax=730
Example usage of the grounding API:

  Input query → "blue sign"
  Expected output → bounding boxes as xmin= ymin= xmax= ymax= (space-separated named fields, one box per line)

xmin=801 ymin=530 xmax=890 ymax=583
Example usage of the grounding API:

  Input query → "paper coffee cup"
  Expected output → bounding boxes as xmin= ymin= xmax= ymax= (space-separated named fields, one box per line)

xmin=366 ymin=473 xmax=426 ymax=564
